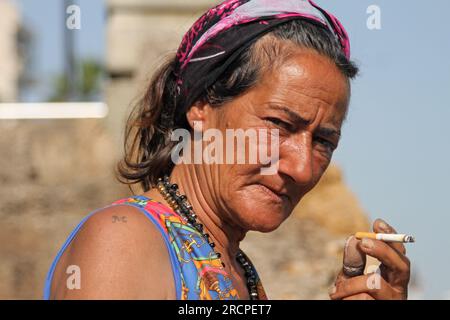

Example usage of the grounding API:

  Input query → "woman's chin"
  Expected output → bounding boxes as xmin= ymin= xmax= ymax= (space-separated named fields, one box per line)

xmin=235 ymin=199 xmax=292 ymax=233
xmin=251 ymin=219 xmax=284 ymax=233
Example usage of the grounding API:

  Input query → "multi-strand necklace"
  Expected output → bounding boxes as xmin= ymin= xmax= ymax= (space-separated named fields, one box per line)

xmin=156 ymin=176 xmax=259 ymax=300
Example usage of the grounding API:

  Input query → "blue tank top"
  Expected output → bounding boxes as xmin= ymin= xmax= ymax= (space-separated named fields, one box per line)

xmin=43 ymin=195 xmax=267 ymax=300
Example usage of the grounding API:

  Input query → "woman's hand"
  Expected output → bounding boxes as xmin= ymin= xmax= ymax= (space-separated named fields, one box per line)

xmin=329 ymin=219 xmax=411 ymax=300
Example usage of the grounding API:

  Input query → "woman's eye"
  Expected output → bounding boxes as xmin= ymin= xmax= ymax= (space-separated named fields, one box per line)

xmin=265 ymin=117 xmax=293 ymax=131
xmin=314 ymin=137 xmax=336 ymax=153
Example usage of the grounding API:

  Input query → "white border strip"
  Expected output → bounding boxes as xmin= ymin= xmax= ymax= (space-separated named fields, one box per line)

xmin=0 ymin=103 xmax=109 ymax=119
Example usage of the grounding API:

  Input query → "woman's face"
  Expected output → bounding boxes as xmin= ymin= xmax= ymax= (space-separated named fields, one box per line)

xmin=193 ymin=49 xmax=350 ymax=233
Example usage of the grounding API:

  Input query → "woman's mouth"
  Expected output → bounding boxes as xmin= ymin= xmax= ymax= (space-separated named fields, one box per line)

xmin=255 ymin=184 xmax=290 ymax=205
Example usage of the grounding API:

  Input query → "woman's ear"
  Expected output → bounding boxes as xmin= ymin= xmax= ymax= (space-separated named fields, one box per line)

xmin=186 ymin=100 xmax=210 ymax=131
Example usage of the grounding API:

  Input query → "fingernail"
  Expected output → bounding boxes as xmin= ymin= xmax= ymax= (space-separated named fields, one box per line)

xmin=361 ymin=238 xmax=374 ymax=249
xmin=378 ymin=219 xmax=390 ymax=232
xmin=328 ymin=285 xmax=336 ymax=295
xmin=343 ymin=236 xmax=366 ymax=277
xmin=344 ymin=236 xmax=353 ymax=254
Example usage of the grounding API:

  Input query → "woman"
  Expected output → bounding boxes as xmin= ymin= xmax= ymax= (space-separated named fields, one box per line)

xmin=44 ymin=0 xmax=410 ymax=300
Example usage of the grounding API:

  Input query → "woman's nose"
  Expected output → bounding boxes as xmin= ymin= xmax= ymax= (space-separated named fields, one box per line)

xmin=278 ymin=134 xmax=314 ymax=186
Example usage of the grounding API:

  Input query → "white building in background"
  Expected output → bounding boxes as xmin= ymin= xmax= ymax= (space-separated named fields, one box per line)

xmin=0 ymin=0 xmax=21 ymax=102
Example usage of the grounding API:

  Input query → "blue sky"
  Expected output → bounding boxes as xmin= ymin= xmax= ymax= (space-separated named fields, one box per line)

xmin=15 ymin=0 xmax=105 ymax=100
xmin=14 ymin=0 xmax=450 ymax=299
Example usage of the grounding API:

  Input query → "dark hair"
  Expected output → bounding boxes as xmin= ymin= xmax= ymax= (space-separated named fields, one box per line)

xmin=117 ymin=19 xmax=359 ymax=193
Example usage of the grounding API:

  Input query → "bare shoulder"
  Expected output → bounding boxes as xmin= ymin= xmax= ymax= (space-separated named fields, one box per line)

xmin=50 ymin=204 xmax=176 ymax=299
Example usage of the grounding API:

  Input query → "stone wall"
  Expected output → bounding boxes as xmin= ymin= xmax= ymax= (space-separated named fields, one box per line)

xmin=0 ymin=119 xmax=129 ymax=299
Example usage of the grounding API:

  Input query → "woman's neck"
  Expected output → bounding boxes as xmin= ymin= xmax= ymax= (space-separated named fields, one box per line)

xmin=167 ymin=164 xmax=246 ymax=260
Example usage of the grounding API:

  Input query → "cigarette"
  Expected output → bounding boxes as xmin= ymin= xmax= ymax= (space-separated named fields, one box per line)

xmin=354 ymin=232 xmax=415 ymax=243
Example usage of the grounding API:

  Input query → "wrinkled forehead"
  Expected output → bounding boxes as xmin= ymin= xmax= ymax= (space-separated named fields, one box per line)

xmin=256 ymin=50 xmax=351 ymax=108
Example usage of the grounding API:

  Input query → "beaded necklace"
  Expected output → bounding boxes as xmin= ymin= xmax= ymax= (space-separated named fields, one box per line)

xmin=156 ymin=176 xmax=259 ymax=300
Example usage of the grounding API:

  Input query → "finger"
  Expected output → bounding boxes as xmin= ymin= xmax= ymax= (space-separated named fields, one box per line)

xmin=342 ymin=236 xmax=366 ymax=277
xmin=330 ymin=273 xmax=404 ymax=300
xmin=330 ymin=271 xmax=373 ymax=299
xmin=359 ymin=238 xmax=410 ymax=272
xmin=342 ymin=293 xmax=375 ymax=300
xmin=358 ymin=238 xmax=410 ymax=286
xmin=373 ymin=218 xmax=406 ymax=255
xmin=334 ymin=269 xmax=349 ymax=288
xmin=372 ymin=219 xmax=409 ymax=282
